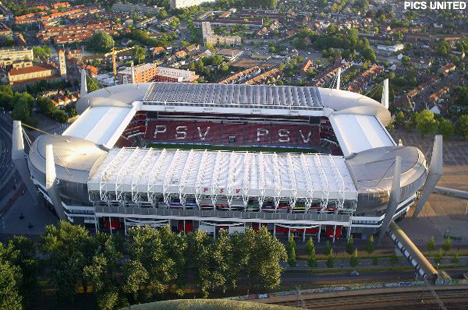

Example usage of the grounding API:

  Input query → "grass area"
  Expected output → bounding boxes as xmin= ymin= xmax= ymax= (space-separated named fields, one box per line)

xmin=148 ymin=143 xmax=317 ymax=154
xmin=119 ymin=299 xmax=300 ymax=310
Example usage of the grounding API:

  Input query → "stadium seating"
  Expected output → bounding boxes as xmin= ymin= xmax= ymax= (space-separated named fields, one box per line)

xmin=142 ymin=119 xmax=322 ymax=148
xmin=117 ymin=113 xmax=343 ymax=153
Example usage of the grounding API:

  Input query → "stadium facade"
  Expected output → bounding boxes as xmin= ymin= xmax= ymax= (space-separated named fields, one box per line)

xmin=19 ymin=81 xmax=436 ymax=241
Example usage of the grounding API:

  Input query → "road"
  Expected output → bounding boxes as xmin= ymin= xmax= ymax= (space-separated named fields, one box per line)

xmin=273 ymin=287 xmax=468 ymax=310
xmin=0 ymin=113 xmax=13 ymax=185
xmin=281 ymin=269 xmax=468 ymax=287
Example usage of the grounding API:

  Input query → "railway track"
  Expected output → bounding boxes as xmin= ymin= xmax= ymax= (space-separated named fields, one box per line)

xmin=275 ymin=289 xmax=468 ymax=310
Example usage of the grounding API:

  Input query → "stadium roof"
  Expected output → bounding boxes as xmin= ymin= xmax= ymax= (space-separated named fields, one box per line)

xmin=330 ymin=114 xmax=396 ymax=157
xmin=63 ymin=106 xmax=137 ymax=149
xmin=88 ymin=148 xmax=357 ymax=206
xmin=142 ymin=83 xmax=324 ymax=110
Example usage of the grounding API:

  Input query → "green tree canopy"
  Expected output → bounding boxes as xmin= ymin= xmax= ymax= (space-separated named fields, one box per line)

xmin=286 ymin=235 xmax=296 ymax=267
xmin=414 ymin=109 xmax=437 ymax=138
xmin=389 ymin=251 xmax=399 ymax=267
xmin=365 ymin=235 xmax=374 ymax=256
xmin=133 ymin=45 xmax=146 ymax=64
xmin=427 ymin=236 xmax=435 ymax=252
xmin=87 ymin=31 xmax=115 ymax=53
xmin=349 ymin=248 xmax=359 ymax=269
xmin=11 ymin=98 xmax=31 ymax=125
xmin=438 ymin=118 xmax=454 ymax=139
xmin=451 ymin=252 xmax=460 ymax=264
xmin=83 ymin=233 xmax=123 ymax=310
xmin=308 ymin=247 xmax=318 ymax=268
xmin=1 ymin=236 xmax=39 ymax=308
xmin=0 ymin=258 xmax=22 ymax=310
xmin=434 ymin=249 xmax=444 ymax=265
xmin=346 ymin=235 xmax=354 ymax=255
xmin=305 ymin=237 xmax=315 ymax=257
xmin=32 ymin=45 xmax=51 ymax=60
xmin=324 ymin=240 xmax=332 ymax=256
xmin=456 ymin=115 xmax=468 ymax=140
xmin=395 ymin=111 xmax=406 ymax=127
xmin=40 ymin=222 xmax=93 ymax=302
xmin=326 ymin=249 xmax=335 ymax=268
xmin=442 ymin=236 xmax=452 ymax=254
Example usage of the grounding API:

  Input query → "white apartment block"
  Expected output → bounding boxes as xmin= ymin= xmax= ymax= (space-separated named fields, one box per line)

xmin=170 ymin=0 xmax=216 ymax=9
xmin=201 ymin=21 xmax=241 ymax=47
xmin=0 ymin=47 xmax=33 ymax=66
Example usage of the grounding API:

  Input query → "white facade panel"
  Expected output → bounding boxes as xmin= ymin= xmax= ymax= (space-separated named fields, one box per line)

xmin=63 ymin=106 xmax=136 ymax=149
xmin=330 ymin=114 xmax=395 ymax=157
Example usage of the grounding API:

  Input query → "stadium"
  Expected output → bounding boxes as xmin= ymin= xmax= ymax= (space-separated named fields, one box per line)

xmin=19 ymin=80 xmax=438 ymax=241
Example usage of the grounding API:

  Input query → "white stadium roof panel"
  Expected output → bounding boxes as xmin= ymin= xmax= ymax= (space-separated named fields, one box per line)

xmin=142 ymin=83 xmax=323 ymax=110
xmin=330 ymin=114 xmax=395 ymax=157
xmin=63 ymin=106 xmax=136 ymax=149
xmin=88 ymin=148 xmax=358 ymax=204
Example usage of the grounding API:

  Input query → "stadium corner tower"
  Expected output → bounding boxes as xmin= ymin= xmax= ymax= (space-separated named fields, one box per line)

xmin=25 ymin=82 xmax=434 ymax=240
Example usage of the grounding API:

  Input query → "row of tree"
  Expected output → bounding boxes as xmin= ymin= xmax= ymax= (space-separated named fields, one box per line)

xmin=1 ymin=222 xmax=287 ymax=310
xmin=394 ymin=109 xmax=468 ymax=140
xmin=0 ymin=85 xmax=72 ymax=125
xmin=286 ymin=235 xmax=376 ymax=269
xmin=293 ymin=28 xmax=377 ymax=62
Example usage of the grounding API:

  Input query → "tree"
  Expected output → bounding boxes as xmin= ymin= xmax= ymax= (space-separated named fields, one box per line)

xmin=414 ymin=110 xmax=437 ymax=138
xmin=11 ymin=97 xmax=31 ymax=125
xmin=133 ymin=45 xmax=146 ymax=64
xmin=389 ymin=252 xmax=399 ymax=267
xmin=286 ymin=235 xmax=297 ymax=267
xmin=124 ymin=226 xmax=177 ymax=299
xmin=157 ymin=9 xmax=167 ymax=19
xmin=0 ymin=259 xmax=22 ymax=310
xmin=324 ymin=240 xmax=332 ymax=256
xmin=451 ymin=252 xmax=460 ymax=264
xmin=372 ymin=257 xmax=379 ymax=266
xmin=456 ymin=115 xmax=468 ymax=140
xmin=326 ymin=249 xmax=335 ymax=268
xmin=249 ymin=227 xmax=287 ymax=291
xmin=186 ymin=230 xmax=212 ymax=297
xmin=220 ymin=63 xmax=229 ymax=72
xmin=434 ymin=249 xmax=443 ymax=265
xmin=401 ymin=55 xmax=411 ymax=65
xmin=122 ymin=260 xmax=148 ymax=302
xmin=346 ymin=235 xmax=354 ymax=255
xmin=159 ymin=226 xmax=187 ymax=296
xmin=36 ymin=96 xmax=55 ymax=116
xmin=83 ymin=233 xmax=122 ymax=310
xmin=87 ymin=31 xmax=114 ymax=53
xmin=207 ymin=230 xmax=231 ymax=293
xmin=438 ymin=118 xmax=454 ymax=139
xmin=427 ymin=236 xmax=435 ymax=253
xmin=0 ymin=85 xmax=13 ymax=110
xmin=442 ymin=236 xmax=452 ymax=254
xmin=361 ymin=47 xmax=376 ymax=62
xmin=366 ymin=235 xmax=374 ymax=257
xmin=32 ymin=45 xmax=51 ymax=60
xmin=52 ymin=109 xmax=68 ymax=123
xmin=40 ymin=222 xmax=93 ymax=303
xmin=395 ymin=111 xmax=406 ymax=127
xmin=2 ymin=236 xmax=39 ymax=309
xmin=349 ymin=249 xmax=359 ymax=269
xmin=437 ymin=41 xmax=451 ymax=56
xmin=305 ymin=237 xmax=315 ymax=258
xmin=87 ymin=76 xmax=100 ymax=92
xmin=307 ymin=248 xmax=318 ymax=268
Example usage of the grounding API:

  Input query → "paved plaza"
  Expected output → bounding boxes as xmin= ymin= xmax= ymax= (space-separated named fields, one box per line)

xmin=393 ymin=130 xmax=468 ymax=247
